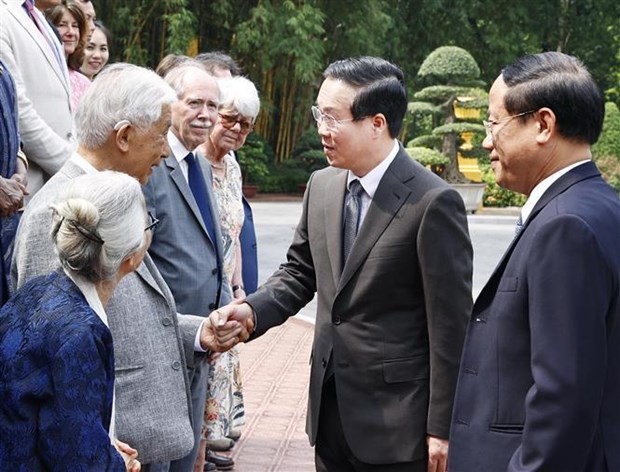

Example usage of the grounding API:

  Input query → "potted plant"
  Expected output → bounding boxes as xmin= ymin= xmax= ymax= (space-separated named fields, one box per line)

xmin=408 ymin=46 xmax=489 ymax=212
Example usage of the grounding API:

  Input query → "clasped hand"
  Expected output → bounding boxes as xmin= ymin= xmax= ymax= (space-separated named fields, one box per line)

xmin=202 ymin=299 xmax=255 ymax=352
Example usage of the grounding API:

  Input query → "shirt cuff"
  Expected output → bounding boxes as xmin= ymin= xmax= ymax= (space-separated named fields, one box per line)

xmin=194 ymin=318 xmax=209 ymax=352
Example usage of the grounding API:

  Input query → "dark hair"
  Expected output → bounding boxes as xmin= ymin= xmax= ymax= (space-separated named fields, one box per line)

xmin=93 ymin=20 xmax=112 ymax=45
xmin=195 ymin=51 xmax=241 ymax=77
xmin=45 ymin=0 xmax=88 ymax=71
xmin=501 ymin=51 xmax=604 ymax=145
xmin=323 ymin=56 xmax=407 ymax=138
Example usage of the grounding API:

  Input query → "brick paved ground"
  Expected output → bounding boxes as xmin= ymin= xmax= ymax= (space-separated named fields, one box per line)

xmin=228 ymin=317 xmax=315 ymax=471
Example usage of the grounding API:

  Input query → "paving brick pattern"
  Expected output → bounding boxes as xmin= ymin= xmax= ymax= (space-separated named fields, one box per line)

xmin=232 ymin=318 xmax=315 ymax=471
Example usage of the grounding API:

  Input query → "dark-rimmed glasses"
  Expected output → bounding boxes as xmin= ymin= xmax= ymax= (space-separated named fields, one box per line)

xmin=482 ymin=110 xmax=536 ymax=140
xmin=218 ymin=113 xmax=254 ymax=134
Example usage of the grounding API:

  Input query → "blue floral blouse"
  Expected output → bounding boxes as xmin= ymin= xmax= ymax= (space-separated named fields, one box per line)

xmin=0 ymin=269 xmax=124 ymax=470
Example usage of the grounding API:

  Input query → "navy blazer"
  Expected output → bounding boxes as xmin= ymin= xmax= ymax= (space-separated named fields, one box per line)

xmin=449 ymin=162 xmax=620 ymax=471
xmin=0 ymin=270 xmax=124 ymax=470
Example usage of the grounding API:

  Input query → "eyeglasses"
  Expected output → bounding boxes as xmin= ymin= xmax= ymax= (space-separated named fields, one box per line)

xmin=311 ymin=105 xmax=357 ymax=131
xmin=145 ymin=211 xmax=159 ymax=232
xmin=218 ymin=113 xmax=254 ymax=134
xmin=482 ymin=110 xmax=536 ymax=139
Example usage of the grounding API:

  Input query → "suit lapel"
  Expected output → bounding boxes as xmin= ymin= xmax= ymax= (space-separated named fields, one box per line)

xmin=475 ymin=161 xmax=601 ymax=309
xmin=8 ymin=2 xmax=70 ymax=94
xmin=339 ymin=149 xmax=414 ymax=290
xmin=325 ymin=170 xmax=347 ymax=288
xmin=165 ymin=155 xmax=211 ymax=239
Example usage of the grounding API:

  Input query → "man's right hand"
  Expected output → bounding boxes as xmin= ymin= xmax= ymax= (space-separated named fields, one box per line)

xmin=208 ymin=301 xmax=255 ymax=345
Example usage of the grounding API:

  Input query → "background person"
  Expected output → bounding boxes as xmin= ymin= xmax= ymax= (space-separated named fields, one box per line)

xmin=195 ymin=76 xmax=260 ymax=464
xmin=45 ymin=0 xmax=91 ymax=110
xmin=449 ymin=51 xmax=620 ymax=472
xmin=0 ymin=59 xmax=28 ymax=305
xmin=81 ymin=20 xmax=110 ymax=80
xmin=0 ymin=171 xmax=146 ymax=471
xmin=0 ymin=0 xmax=74 ymax=198
xmin=194 ymin=51 xmax=259 ymax=295
xmin=143 ymin=63 xmax=230 ymax=472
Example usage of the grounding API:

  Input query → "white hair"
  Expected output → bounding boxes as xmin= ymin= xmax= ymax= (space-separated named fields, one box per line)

xmin=164 ymin=64 xmax=220 ymax=100
xmin=218 ymin=76 xmax=260 ymax=120
xmin=75 ymin=63 xmax=177 ymax=148
xmin=50 ymin=171 xmax=147 ymax=282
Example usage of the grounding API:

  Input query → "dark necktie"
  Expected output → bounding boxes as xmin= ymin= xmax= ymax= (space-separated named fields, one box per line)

xmin=343 ymin=179 xmax=364 ymax=261
xmin=515 ymin=215 xmax=524 ymax=236
xmin=185 ymin=152 xmax=217 ymax=244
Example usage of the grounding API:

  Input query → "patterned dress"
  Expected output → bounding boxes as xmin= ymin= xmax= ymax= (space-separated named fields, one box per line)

xmin=0 ymin=269 xmax=125 ymax=470
xmin=204 ymin=153 xmax=246 ymax=439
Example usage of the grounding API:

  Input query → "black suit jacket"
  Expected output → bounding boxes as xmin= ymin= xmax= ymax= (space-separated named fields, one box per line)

xmin=247 ymin=147 xmax=473 ymax=464
xmin=449 ymin=162 xmax=620 ymax=471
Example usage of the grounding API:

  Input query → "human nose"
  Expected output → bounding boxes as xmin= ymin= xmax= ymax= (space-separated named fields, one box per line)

xmin=482 ymin=131 xmax=493 ymax=150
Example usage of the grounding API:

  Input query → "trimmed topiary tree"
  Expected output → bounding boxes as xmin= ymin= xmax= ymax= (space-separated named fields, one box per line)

xmin=410 ymin=46 xmax=487 ymax=183
xmin=593 ymin=102 xmax=620 ymax=194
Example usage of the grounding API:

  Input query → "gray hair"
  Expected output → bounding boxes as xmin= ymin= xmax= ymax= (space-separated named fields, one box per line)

xmin=50 ymin=171 xmax=147 ymax=283
xmin=164 ymin=64 xmax=219 ymax=100
xmin=75 ymin=63 xmax=177 ymax=148
xmin=218 ymin=76 xmax=260 ymax=120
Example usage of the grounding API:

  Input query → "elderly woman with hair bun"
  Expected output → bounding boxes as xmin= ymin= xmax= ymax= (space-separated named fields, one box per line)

xmin=0 ymin=171 xmax=151 ymax=471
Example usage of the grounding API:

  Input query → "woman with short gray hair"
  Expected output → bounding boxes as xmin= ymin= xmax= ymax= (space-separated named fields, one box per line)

xmin=0 ymin=171 xmax=152 ymax=471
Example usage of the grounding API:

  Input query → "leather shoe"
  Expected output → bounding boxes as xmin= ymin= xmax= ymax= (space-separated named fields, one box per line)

xmin=226 ymin=428 xmax=241 ymax=441
xmin=206 ymin=450 xmax=234 ymax=471
xmin=206 ymin=437 xmax=235 ymax=451
xmin=204 ymin=461 xmax=217 ymax=472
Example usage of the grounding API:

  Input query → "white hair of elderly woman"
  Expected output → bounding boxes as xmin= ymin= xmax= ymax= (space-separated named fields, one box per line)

xmin=218 ymin=76 xmax=260 ymax=120
xmin=49 ymin=171 xmax=147 ymax=283
xmin=75 ymin=63 xmax=177 ymax=149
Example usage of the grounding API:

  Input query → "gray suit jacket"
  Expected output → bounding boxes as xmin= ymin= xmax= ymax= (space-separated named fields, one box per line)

xmin=0 ymin=0 xmax=74 ymax=197
xmin=143 ymin=151 xmax=231 ymax=330
xmin=11 ymin=158 xmax=203 ymax=464
xmin=247 ymin=147 xmax=473 ymax=464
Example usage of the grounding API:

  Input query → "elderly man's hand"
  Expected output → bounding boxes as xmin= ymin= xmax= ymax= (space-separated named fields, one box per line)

xmin=200 ymin=302 xmax=254 ymax=352
xmin=209 ymin=301 xmax=255 ymax=343
xmin=0 ymin=176 xmax=26 ymax=217
xmin=427 ymin=435 xmax=449 ymax=472
xmin=115 ymin=439 xmax=140 ymax=472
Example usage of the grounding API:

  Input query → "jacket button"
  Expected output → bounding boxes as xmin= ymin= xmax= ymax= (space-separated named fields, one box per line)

xmin=334 ymin=317 xmax=341 ymax=325
xmin=209 ymin=303 xmax=216 ymax=310
xmin=162 ymin=317 xmax=172 ymax=326
xmin=321 ymin=359 xmax=327 ymax=368
xmin=212 ymin=268 xmax=218 ymax=275
xmin=171 ymin=361 xmax=181 ymax=370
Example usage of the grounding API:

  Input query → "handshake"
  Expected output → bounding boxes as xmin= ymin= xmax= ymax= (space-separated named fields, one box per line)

xmin=199 ymin=300 xmax=256 ymax=353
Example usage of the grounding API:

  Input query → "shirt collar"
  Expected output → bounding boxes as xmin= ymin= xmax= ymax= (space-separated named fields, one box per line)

xmin=167 ymin=129 xmax=192 ymax=163
xmin=347 ymin=139 xmax=399 ymax=198
xmin=69 ymin=151 xmax=98 ymax=174
xmin=521 ymin=159 xmax=590 ymax=222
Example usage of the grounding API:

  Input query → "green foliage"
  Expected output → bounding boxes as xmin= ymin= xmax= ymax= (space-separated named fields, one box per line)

xmin=593 ymin=102 xmax=620 ymax=159
xmin=479 ymin=160 xmax=526 ymax=207
xmin=405 ymin=147 xmax=449 ymax=167
xmin=407 ymin=135 xmax=442 ymax=149
xmin=413 ymin=85 xmax=478 ymax=103
xmin=418 ymin=46 xmax=481 ymax=84
xmin=408 ymin=101 xmax=440 ymax=115
xmin=432 ymin=123 xmax=486 ymax=135
xmin=595 ymin=155 xmax=620 ymax=194
xmin=236 ymin=134 xmax=271 ymax=184
xmin=164 ymin=0 xmax=196 ymax=55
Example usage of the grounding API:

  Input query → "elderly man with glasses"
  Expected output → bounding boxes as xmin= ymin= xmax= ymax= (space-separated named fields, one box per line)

xmin=448 ymin=52 xmax=620 ymax=472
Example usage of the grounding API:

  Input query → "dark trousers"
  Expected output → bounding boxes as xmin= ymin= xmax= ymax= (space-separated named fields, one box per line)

xmin=315 ymin=377 xmax=426 ymax=472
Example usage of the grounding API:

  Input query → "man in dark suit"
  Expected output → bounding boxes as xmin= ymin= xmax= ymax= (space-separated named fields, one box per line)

xmin=448 ymin=52 xmax=620 ymax=471
xmin=212 ymin=56 xmax=473 ymax=471
xmin=143 ymin=63 xmax=231 ymax=472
